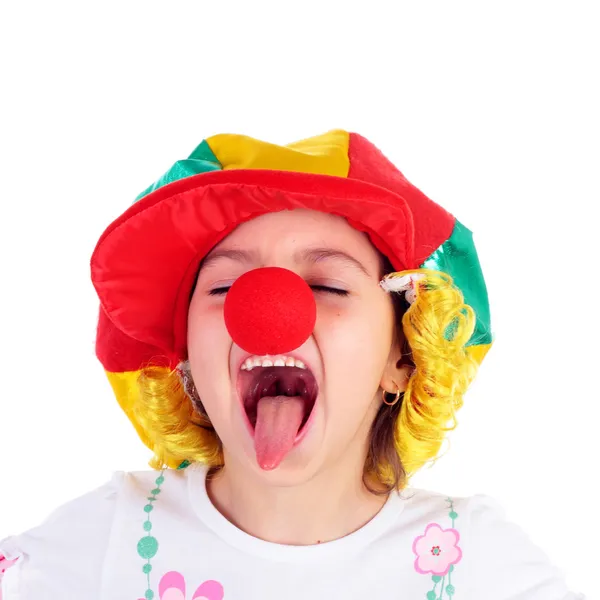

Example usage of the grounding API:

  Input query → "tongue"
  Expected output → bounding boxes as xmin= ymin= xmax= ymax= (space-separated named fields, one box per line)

xmin=254 ymin=395 xmax=305 ymax=471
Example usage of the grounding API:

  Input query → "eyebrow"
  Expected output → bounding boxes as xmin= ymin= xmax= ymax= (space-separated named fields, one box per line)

xmin=200 ymin=247 xmax=372 ymax=278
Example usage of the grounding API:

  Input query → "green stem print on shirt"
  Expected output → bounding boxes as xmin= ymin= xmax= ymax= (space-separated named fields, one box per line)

xmin=136 ymin=470 xmax=166 ymax=600
xmin=136 ymin=460 xmax=190 ymax=600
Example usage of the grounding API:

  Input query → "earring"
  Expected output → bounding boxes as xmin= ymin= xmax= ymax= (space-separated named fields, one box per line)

xmin=382 ymin=381 xmax=402 ymax=406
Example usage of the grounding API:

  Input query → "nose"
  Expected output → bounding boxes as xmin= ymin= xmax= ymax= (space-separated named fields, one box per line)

xmin=224 ymin=267 xmax=317 ymax=355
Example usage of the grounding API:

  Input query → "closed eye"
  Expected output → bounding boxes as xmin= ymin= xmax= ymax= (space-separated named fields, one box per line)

xmin=310 ymin=285 xmax=349 ymax=297
xmin=209 ymin=285 xmax=349 ymax=297
xmin=208 ymin=287 xmax=232 ymax=296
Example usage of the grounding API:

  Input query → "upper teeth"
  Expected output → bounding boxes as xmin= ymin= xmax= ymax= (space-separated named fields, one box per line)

xmin=241 ymin=355 xmax=307 ymax=371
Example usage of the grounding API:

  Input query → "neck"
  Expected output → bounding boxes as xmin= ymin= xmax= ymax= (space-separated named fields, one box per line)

xmin=205 ymin=453 xmax=388 ymax=546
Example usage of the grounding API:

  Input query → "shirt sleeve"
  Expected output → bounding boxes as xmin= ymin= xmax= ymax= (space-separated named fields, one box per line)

xmin=0 ymin=471 xmax=124 ymax=600
xmin=463 ymin=493 xmax=586 ymax=599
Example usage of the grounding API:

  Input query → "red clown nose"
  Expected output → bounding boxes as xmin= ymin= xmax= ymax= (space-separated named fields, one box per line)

xmin=223 ymin=267 xmax=317 ymax=355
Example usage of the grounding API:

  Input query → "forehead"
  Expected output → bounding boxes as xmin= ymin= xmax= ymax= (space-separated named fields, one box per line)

xmin=201 ymin=208 xmax=382 ymax=275
xmin=218 ymin=208 xmax=368 ymax=246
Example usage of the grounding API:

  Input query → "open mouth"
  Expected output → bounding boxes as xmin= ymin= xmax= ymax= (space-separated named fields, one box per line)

xmin=238 ymin=365 xmax=319 ymax=436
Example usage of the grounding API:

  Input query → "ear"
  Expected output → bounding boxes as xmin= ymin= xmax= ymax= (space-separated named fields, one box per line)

xmin=380 ymin=329 xmax=414 ymax=395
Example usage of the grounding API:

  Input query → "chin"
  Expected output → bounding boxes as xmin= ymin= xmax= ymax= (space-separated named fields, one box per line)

xmin=225 ymin=404 xmax=328 ymax=486
xmin=246 ymin=446 xmax=327 ymax=488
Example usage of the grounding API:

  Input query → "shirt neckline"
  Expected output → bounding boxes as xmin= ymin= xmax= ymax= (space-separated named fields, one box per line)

xmin=186 ymin=463 xmax=407 ymax=563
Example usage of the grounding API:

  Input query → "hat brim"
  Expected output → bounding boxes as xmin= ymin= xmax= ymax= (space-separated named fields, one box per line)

xmin=91 ymin=168 xmax=447 ymax=359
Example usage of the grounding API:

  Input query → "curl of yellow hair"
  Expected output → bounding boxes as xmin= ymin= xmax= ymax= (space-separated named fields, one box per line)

xmin=377 ymin=268 xmax=480 ymax=487
xmin=134 ymin=268 xmax=481 ymax=485
xmin=135 ymin=366 xmax=223 ymax=470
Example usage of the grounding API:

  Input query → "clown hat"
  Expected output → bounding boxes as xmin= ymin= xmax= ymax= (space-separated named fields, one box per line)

xmin=91 ymin=129 xmax=492 ymax=455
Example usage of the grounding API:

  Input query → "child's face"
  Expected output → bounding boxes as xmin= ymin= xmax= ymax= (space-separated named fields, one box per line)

xmin=188 ymin=208 xmax=402 ymax=483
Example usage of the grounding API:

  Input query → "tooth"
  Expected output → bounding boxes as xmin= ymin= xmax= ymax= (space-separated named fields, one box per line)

xmin=252 ymin=357 xmax=261 ymax=367
xmin=285 ymin=357 xmax=295 ymax=367
xmin=295 ymin=360 xmax=306 ymax=369
xmin=261 ymin=359 xmax=273 ymax=367
xmin=244 ymin=358 xmax=254 ymax=371
xmin=274 ymin=358 xmax=285 ymax=367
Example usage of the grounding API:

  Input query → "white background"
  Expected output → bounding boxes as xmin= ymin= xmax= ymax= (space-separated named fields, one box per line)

xmin=0 ymin=2 xmax=597 ymax=595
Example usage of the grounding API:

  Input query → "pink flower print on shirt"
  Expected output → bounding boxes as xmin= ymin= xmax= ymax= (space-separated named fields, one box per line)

xmin=153 ymin=570 xmax=224 ymax=600
xmin=412 ymin=522 xmax=463 ymax=576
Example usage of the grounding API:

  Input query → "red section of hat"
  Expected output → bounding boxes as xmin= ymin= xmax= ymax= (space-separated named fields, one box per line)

xmin=92 ymin=171 xmax=415 ymax=367
xmin=224 ymin=267 xmax=316 ymax=356
xmin=96 ymin=305 xmax=177 ymax=373
xmin=348 ymin=133 xmax=455 ymax=267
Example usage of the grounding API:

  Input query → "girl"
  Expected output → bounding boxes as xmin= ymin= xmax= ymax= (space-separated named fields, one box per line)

xmin=0 ymin=130 xmax=585 ymax=599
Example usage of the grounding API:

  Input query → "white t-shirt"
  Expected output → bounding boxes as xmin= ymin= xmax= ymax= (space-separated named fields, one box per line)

xmin=0 ymin=463 xmax=585 ymax=599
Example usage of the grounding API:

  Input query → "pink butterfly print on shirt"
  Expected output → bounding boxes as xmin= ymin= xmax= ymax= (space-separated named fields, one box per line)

xmin=138 ymin=570 xmax=224 ymax=600
xmin=160 ymin=571 xmax=224 ymax=600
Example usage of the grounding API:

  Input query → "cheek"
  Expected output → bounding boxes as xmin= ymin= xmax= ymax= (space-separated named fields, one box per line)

xmin=318 ymin=300 xmax=394 ymax=409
